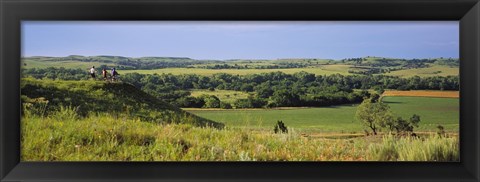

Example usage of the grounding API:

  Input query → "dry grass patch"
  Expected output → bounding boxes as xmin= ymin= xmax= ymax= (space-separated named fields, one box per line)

xmin=382 ymin=90 xmax=459 ymax=98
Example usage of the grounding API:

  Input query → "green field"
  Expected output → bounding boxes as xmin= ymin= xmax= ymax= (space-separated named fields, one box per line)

xmin=382 ymin=96 xmax=459 ymax=131
xmin=120 ymin=64 xmax=458 ymax=78
xmin=21 ymin=79 xmax=460 ymax=161
xmin=185 ymin=96 xmax=459 ymax=133
xmin=383 ymin=65 xmax=459 ymax=78
xmin=190 ymin=89 xmax=252 ymax=104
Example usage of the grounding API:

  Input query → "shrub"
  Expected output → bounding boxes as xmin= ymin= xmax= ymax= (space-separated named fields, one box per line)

xmin=220 ymin=102 xmax=232 ymax=109
xmin=437 ymin=125 xmax=446 ymax=137
xmin=274 ymin=120 xmax=288 ymax=134
xmin=386 ymin=114 xmax=421 ymax=136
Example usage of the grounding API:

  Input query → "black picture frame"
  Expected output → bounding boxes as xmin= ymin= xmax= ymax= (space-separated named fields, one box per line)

xmin=1 ymin=0 xmax=479 ymax=181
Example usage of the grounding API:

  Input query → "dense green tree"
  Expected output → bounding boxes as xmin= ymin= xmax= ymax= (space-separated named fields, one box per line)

xmin=202 ymin=95 xmax=221 ymax=108
xmin=270 ymin=90 xmax=300 ymax=107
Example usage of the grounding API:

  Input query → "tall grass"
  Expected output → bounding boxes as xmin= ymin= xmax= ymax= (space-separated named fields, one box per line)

xmin=21 ymin=106 xmax=459 ymax=161
xmin=369 ymin=134 xmax=459 ymax=161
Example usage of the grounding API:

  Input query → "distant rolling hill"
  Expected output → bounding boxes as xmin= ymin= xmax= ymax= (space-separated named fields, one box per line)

xmin=21 ymin=78 xmax=224 ymax=129
xmin=21 ymin=55 xmax=459 ymax=78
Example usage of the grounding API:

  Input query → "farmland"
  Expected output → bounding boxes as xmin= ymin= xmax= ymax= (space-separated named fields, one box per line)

xmin=383 ymin=65 xmax=459 ymax=78
xmin=118 ymin=64 xmax=458 ymax=78
xmin=22 ymin=56 xmax=459 ymax=78
xmin=382 ymin=90 xmax=459 ymax=98
xmin=20 ymin=55 xmax=460 ymax=161
xmin=185 ymin=96 xmax=459 ymax=133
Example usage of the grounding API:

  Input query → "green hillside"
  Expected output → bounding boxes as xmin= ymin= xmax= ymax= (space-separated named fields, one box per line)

xmin=21 ymin=78 xmax=224 ymax=128
xmin=22 ymin=55 xmax=459 ymax=78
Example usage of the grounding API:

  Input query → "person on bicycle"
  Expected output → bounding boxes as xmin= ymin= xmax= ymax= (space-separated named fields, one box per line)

xmin=111 ymin=67 xmax=118 ymax=81
xmin=89 ymin=66 xmax=96 ymax=79
xmin=102 ymin=68 xmax=108 ymax=80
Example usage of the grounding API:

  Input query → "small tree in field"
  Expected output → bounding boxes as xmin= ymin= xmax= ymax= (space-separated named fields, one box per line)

xmin=355 ymin=98 xmax=393 ymax=135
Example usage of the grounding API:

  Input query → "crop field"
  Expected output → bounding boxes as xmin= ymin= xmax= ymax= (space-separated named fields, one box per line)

xmin=382 ymin=96 xmax=459 ymax=131
xmin=383 ymin=65 xmax=459 ymax=78
xmin=382 ymin=90 xmax=459 ymax=98
xmin=185 ymin=95 xmax=459 ymax=133
xmin=190 ymin=89 xmax=252 ymax=104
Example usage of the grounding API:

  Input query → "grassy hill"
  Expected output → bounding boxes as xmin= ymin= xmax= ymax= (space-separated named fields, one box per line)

xmin=21 ymin=78 xmax=224 ymax=128
xmin=22 ymin=55 xmax=459 ymax=78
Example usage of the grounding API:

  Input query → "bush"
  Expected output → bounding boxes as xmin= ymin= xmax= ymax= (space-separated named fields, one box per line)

xmin=234 ymin=97 xmax=267 ymax=108
xmin=274 ymin=120 xmax=288 ymax=134
xmin=437 ymin=125 xmax=446 ymax=137
xmin=220 ymin=102 xmax=232 ymax=109
xmin=387 ymin=114 xmax=421 ymax=135
xmin=202 ymin=95 xmax=221 ymax=108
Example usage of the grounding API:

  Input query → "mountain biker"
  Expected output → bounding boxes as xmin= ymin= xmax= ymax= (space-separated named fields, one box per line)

xmin=90 ymin=66 xmax=96 ymax=79
xmin=111 ymin=67 xmax=118 ymax=81
xmin=102 ymin=68 xmax=108 ymax=80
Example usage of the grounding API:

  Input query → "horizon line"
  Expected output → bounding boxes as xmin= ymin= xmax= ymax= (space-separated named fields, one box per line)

xmin=21 ymin=55 xmax=460 ymax=61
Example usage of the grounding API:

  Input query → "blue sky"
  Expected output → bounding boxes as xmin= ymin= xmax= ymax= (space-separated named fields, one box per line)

xmin=22 ymin=21 xmax=459 ymax=60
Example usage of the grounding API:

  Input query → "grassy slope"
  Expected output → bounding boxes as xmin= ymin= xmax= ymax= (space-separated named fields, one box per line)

xmin=185 ymin=96 xmax=459 ymax=133
xmin=22 ymin=112 xmax=458 ymax=161
xmin=21 ymin=78 xmax=223 ymax=128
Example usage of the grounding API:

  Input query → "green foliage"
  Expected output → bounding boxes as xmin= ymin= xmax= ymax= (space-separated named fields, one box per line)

xmin=220 ymin=102 xmax=232 ymax=109
xmin=175 ymin=96 xmax=205 ymax=108
xmin=357 ymin=96 xmax=422 ymax=136
xmin=385 ymin=115 xmax=420 ymax=135
xmin=234 ymin=96 xmax=267 ymax=109
xmin=23 ymin=67 xmax=459 ymax=109
xmin=202 ymin=95 xmax=221 ymax=108
xmin=373 ymin=86 xmax=385 ymax=95
xmin=269 ymin=90 xmax=300 ymax=107
xmin=355 ymin=98 xmax=394 ymax=135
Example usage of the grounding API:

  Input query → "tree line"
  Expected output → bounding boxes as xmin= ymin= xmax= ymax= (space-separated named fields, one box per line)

xmin=22 ymin=67 xmax=460 ymax=109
